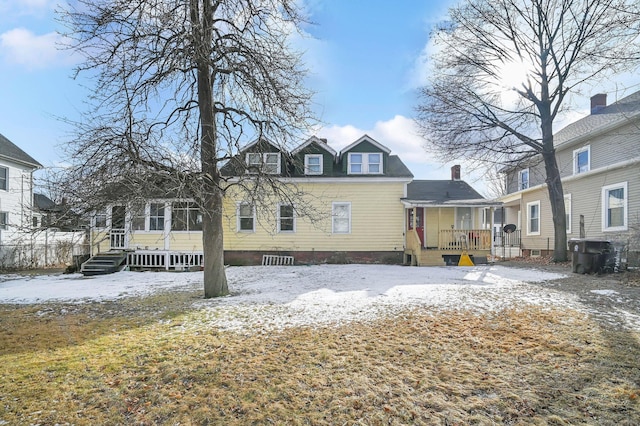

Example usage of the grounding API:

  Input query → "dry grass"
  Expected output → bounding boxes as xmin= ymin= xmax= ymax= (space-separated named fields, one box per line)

xmin=1 ymin=296 xmax=640 ymax=425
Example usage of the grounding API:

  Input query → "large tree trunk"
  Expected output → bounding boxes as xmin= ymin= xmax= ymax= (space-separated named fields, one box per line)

xmin=194 ymin=0 xmax=228 ymax=298
xmin=540 ymin=99 xmax=568 ymax=262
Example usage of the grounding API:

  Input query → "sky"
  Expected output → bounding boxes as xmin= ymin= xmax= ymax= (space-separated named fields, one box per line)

xmin=0 ymin=0 xmax=638 ymax=196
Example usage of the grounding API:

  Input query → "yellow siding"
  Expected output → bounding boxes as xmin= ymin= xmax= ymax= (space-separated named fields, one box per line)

xmin=425 ymin=209 xmax=439 ymax=247
xmin=167 ymin=233 xmax=204 ymax=251
xmin=129 ymin=233 xmax=167 ymax=250
xmin=223 ymin=181 xmax=407 ymax=252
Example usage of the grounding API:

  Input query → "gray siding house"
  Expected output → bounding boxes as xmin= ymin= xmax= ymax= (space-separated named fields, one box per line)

xmin=499 ymin=92 xmax=640 ymax=263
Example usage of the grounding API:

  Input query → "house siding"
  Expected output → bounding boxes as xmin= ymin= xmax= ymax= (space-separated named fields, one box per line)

xmin=223 ymin=180 xmax=407 ymax=253
xmin=0 ymin=158 xmax=36 ymax=240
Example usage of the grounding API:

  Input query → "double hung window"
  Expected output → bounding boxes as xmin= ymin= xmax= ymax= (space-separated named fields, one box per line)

xmin=527 ymin=201 xmax=540 ymax=235
xmin=573 ymin=146 xmax=590 ymax=174
xmin=246 ymin=153 xmax=281 ymax=174
xmin=237 ymin=203 xmax=255 ymax=232
xmin=278 ymin=204 xmax=295 ymax=232
xmin=172 ymin=202 xmax=202 ymax=231
xmin=332 ymin=202 xmax=351 ymax=234
xmin=304 ymin=154 xmax=323 ymax=175
xmin=602 ymin=182 xmax=627 ymax=231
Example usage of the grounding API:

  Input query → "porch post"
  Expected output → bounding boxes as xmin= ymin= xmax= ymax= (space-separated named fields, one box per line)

xmin=490 ymin=206 xmax=495 ymax=258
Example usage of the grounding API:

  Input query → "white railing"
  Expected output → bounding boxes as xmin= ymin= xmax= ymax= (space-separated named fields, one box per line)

xmin=110 ymin=229 xmax=126 ymax=250
xmin=127 ymin=250 xmax=204 ymax=270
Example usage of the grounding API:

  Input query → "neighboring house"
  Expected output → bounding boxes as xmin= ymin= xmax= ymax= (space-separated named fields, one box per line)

xmin=87 ymin=135 xmax=498 ymax=270
xmin=33 ymin=193 xmax=86 ymax=232
xmin=500 ymin=92 xmax=640 ymax=263
xmin=402 ymin=165 xmax=502 ymax=266
xmin=0 ymin=133 xmax=42 ymax=245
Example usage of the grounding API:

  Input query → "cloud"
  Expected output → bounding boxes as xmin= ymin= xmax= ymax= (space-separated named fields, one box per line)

xmin=0 ymin=28 xmax=76 ymax=69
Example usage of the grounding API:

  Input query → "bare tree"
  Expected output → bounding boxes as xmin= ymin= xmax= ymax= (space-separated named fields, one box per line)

xmin=415 ymin=0 xmax=640 ymax=262
xmin=57 ymin=0 xmax=315 ymax=297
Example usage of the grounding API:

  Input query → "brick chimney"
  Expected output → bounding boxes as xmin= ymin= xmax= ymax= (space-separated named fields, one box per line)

xmin=591 ymin=93 xmax=607 ymax=114
xmin=451 ymin=164 xmax=461 ymax=181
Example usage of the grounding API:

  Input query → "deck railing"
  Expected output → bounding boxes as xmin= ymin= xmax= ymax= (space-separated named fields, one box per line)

xmin=438 ymin=229 xmax=492 ymax=251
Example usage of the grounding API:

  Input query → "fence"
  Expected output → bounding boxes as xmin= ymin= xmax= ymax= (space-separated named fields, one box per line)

xmin=0 ymin=231 xmax=89 ymax=270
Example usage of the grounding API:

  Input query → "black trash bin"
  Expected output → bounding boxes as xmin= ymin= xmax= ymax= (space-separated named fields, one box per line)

xmin=569 ymin=239 xmax=615 ymax=274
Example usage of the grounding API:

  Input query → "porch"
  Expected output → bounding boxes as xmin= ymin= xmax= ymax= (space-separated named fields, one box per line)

xmin=404 ymin=228 xmax=493 ymax=266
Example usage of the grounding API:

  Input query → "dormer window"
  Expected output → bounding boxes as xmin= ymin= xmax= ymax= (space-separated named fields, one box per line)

xmin=348 ymin=153 xmax=382 ymax=174
xmin=246 ymin=152 xmax=281 ymax=174
xmin=304 ymin=154 xmax=323 ymax=175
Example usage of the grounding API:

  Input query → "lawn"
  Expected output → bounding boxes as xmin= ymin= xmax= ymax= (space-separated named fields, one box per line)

xmin=1 ymin=265 xmax=639 ymax=425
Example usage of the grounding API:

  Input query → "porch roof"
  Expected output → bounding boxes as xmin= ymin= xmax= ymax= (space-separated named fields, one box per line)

xmin=402 ymin=179 xmax=502 ymax=208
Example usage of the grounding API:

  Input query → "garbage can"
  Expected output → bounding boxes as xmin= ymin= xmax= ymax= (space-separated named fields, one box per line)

xmin=569 ymin=239 xmax=615 ymax=274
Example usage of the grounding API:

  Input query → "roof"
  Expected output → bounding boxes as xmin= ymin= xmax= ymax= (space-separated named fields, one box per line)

xmin=34 ymin=193 xmax=58 ymax=211
xmin=291 ymin=136 xmax=337 ymax=156
xmin=0 ymin=133 xmax=42 ymax=169
xmin=403 ymin=180 xmax=500 ymax=206
xmin=340 ymin=134 xmax=391 ymax=155
xmin=554 ymin=90 xmax=640 ymax=148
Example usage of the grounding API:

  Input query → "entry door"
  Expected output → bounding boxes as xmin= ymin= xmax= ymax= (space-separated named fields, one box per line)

xmin=408 ymin=208 xmax=426 ymax=247
xmin=110 ymin=205 xmax=126 ymax=249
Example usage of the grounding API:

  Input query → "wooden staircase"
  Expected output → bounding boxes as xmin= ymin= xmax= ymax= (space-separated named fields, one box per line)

xmin=81 ymin=251 xmax=128 ymax=276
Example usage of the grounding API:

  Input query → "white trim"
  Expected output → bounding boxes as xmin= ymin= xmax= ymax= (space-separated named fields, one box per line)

xmin=564 ymin=194 xmax=572 ymax=234
xmin=340 ymin=134 xmax=391 ymax=155
xmin=291 ymin=136 xmax=337 ymax=156
xmin=246 ymin=152 xmax=282 ymax=174
xmin=225 ymin=176 xmax=412 ymax=184
xmin=347 ymin=152 xmax=383 ymax=175
xmin=526 ymin=200 xmax=541 ymax=236
xmin=518 ymin=168 xmax=529 ymax=190
xmin=277 ymin=203 xmax=296 ymax=233
xmin=236 ymin=201 xmax=255 ymax=233
xmin=332 ymin=201 xmax=351 ymax=234
xmin=573 ymin=145 xmax=590 ymax=174
xmin=304 ymin=154 xmax=323 ymax=175
xmin=0 ymin=165 xmax=7 ymax=191
xmin=601 ymin=181 xmax=628 ymax=232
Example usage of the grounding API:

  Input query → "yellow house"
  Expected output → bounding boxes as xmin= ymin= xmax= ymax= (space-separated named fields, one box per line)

xmin=83 ymin=135 xmax=498 ymax=273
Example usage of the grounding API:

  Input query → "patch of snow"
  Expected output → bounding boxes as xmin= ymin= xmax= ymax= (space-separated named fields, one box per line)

xmin=3 ymin=264 xmax=616 ymax=333
xmin=591 ymin=289 xmax=619 ymax=296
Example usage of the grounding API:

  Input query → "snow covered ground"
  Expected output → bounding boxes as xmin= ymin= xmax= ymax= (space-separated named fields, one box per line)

xmin=0 ymin=264 xmax=589 ymax=332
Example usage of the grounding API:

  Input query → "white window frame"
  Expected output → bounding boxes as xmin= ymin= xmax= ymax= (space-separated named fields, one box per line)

xmin=277 ymin=203 xmax=296 ymax=233
xmin=0 ymin=211 xmax=7 ymax=230
xmin=171 ymin=201 xmax=203 ymax=232
xmin=0 ymin=166 xmax=7 ymax=191
xmin=246 ymin=152 xmax=281 ymax=174
xmin=304 ymin=154 xmax=323 ymax=175
xmin=526 ymin=200 xmax=540 ymax=236
xmin=602 ymin=182 xmax=627 ymax=232
xmin=237 ymin=202 xmax=255 ymax=232
xmin=149 ymin=202 xmax=166 ymax=231
xmin=573 ymin=145 xmax=590 ymax=174
xmin=348 ymin=153 xmax=383 ymax=175
xmin=94 ymin=211 xmax=107 ymax=229
xmin=131 ymin=206 xmax=147 ymax=231
xmin=518 ymin=168 xmax=529 ymax=190
xmin=332 ymin=202 xmax=351 ymax=234
xmin=564 ymin=194 xmax=572 ymax=234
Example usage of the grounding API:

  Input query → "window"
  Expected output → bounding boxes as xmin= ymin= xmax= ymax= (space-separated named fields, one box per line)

xmin=149 ymin=203 xmax=165 ymax=231
xmin=278 ymin=204 xmax=295 ymax=232
xmin=0 ymin=212 xmax=7 ymax=230
xmin=332 ymin=202 xmax=351 ymax=234
xmin=33 ymin=216 xmax=39 ymax=228
xmin=564 ymin=194 xmax=572 ymax=234
xmin=527 ymin=201 xmax=540 ymax=235
xmin=602 ymin=182 xmax=627 ymax=231
xmin=171 ymin=202 xmax=203 ymax=231
xmin=574 ymin=146 xmax=590 ymax=174
xmin=95 ymin=211 xmax=107 ymax=228
xmin=304 ymin=154 xmax=323 ymax=175
xmin=237 ymin=202 xmax=255 ymax=232
xmin=518 ymin=169 xmax=529 ymax=190
xmin=348 ymin=153 xmax=383 ymax=174
xmin=246 ymin=152 xmax=281 ymax=174
xmin=131 ymin=205 xmax=146 ymax=231
xmin=0 ymin=167 xmax=6 ymax=191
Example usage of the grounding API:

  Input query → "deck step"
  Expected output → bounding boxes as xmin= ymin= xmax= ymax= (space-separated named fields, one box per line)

xmin=81 ymin=252 xmax=127 ymax=276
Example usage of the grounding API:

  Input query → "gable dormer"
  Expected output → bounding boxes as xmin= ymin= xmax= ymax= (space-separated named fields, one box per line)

xmin=340 ymin=135 xmax=391 ymax=175
xmin=240 ymin=137 xmax=284 ymax=175
xmin=291 ymin=136 xmax=337 ymax=176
